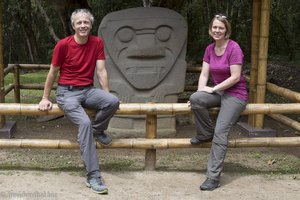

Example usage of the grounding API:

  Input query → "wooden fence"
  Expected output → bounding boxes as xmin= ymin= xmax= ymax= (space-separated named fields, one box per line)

xmin=0 ymin=102 xmax=300 ymax=170
xmin=1 ymin=64 xmax=300 ymax=170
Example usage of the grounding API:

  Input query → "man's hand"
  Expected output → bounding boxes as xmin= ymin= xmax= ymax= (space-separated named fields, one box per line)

xmin=38 ymin=98 xmax=53 ymax=111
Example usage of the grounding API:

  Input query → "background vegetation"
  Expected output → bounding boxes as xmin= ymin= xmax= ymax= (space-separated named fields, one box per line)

xmin=2 ymin=0 xmax=300 ymax=66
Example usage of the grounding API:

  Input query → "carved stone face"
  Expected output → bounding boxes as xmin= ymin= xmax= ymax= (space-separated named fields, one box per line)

xmin=99 ymin=7 xmax=187 ymax=89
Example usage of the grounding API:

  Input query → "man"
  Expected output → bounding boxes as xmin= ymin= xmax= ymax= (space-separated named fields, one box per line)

xmin=38 ymin=9 xmax=119 ymax=194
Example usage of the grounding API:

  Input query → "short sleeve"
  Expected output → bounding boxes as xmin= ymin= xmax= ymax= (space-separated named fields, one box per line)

xmin=96 ymin=38 xmax=105 ymax=60
xmin=51 ymin=41 xmax=65 ymax=67
xmin=229 ymin=43 xmax=243 ymax=65
xmin=203 ymin=45 xmax=212 ymax=64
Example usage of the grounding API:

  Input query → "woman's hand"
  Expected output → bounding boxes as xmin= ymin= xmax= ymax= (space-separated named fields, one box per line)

xmin=197 ymin=86 xmax=214 ymax=93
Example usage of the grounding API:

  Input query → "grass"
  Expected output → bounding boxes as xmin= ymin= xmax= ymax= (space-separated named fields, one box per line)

xmin=4 ymin=71 xmax=56 ymax=103
xmin=4 ymin=70 xmax=48 ymax=85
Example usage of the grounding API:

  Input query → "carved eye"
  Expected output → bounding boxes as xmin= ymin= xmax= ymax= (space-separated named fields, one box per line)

xmin=156 ymin=26 xmax=171 ymax=42
xmin=117 ymin=27 xmax=134 ymax=43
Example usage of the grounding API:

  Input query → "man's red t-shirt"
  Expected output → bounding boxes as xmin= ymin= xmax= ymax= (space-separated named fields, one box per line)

xmin=51 ymin=35 xmax=105 ymax=86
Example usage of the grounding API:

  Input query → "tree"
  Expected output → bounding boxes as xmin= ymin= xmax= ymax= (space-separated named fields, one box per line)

xmin=2 ymin=0 xmax=300 ymax=65
xmin=44 ymin=0 xmax=90 ymax=36
xmin=10 ymin=0 xmax=40 ymax=63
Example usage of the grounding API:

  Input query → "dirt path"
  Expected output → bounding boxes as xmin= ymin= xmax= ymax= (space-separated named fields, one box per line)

xmin=1 ymin=170 xmax=300 ymax=200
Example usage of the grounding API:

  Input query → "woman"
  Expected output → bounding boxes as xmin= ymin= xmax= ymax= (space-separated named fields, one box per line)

xmin=189 ymin=14 xmax=248 ymax=191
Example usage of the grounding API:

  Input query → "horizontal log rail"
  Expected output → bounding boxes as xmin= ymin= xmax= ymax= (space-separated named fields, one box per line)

xmin=19 ymin=84 xmax=56 ymax=90
xmin=0 ymin=103 xmax=300 ymax=116
xmin=6 ymin=64 xmax=51 ymax=71
xmin=266 ymin=82 xmax=300 ymax=102
xmin=268 ymin=114 xmax=300 ymax=133
xmin=186 ymin=66 xmax=201 ymax=73
xmin=1 ymin=137 xmax=300 ymax=149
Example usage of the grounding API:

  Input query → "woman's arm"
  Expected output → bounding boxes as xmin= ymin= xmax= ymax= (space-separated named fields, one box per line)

xmin=197 ymin=61 xmax=215 ymax=93
xmin=212 ymin=64 xmax=242 ymax=92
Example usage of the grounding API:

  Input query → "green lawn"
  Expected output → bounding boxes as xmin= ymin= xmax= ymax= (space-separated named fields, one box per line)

xmin=4 ymin=71 xmax=56 ymax=104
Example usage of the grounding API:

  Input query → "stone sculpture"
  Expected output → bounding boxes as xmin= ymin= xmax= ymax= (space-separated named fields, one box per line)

xmin=97 ymin=7 xmax=187 ymax=136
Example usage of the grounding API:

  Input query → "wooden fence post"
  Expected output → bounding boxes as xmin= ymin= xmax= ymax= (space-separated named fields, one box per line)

xmin=13 ymin=64 xmax=21 ymax=103
xmin=255 ymin=0 xmax=271 ymax=128
xmin=248 ymin=0 xmax=261 ymax=126
xmin=145 ymin=114 xmax=157 ymax=170
xmin=0 ymin=0 xmax=5 ymax=128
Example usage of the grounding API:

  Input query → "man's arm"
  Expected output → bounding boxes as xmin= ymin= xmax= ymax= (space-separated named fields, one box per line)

xmin=95 ymin=60 xmax=109 ymax=93
xmin=38 ymin=64 xmax=59 ymax=111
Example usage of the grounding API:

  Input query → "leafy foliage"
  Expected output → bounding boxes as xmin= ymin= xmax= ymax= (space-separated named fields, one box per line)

xmin=2 ymin=0 xmax=300 ymax=65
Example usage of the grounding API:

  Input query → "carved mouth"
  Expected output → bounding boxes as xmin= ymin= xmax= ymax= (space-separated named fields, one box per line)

xmin=127 ymin=48 xmax=165 ymax=59
xmin=126 ymin=66 xmax=162 ymax=74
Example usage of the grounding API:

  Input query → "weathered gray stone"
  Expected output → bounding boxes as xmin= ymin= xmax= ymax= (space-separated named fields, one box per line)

xmin=97 ymin=7 xmax=187 ymax=137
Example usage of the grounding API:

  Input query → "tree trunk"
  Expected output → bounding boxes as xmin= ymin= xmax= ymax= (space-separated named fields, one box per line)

xmin=12 ymin=0 xmax=40 ymax=63
xmin=35 ymin=0 xmax=60 ymax=42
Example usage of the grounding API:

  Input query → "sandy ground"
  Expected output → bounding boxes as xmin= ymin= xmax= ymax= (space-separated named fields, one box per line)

xmin=1 ymin=171 xmax=300 ymax=200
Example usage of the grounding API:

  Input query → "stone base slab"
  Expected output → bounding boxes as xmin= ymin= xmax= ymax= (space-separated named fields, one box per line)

xmin=0 ymin=121 xmax=17 ymax=139
xmin=108 ymin=115 xmax=176 ymax=138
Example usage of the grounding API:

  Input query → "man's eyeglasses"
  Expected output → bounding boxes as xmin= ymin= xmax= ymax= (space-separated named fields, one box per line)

xmin=215 ymin=14 xmax=227 ymax=20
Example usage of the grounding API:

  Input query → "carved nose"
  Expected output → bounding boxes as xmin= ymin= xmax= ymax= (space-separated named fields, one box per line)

xmin=127 ymin=33 xmax=165 ymax=58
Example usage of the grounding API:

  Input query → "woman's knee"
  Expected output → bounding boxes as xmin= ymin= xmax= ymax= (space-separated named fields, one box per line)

xmin=189 ymin=92 xmax=200 ymax=103
xmin=189 ymin=92 xmax=207 ymax=107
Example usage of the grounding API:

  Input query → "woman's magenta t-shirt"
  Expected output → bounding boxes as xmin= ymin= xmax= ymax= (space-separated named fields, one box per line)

xmin=203 ymin=40 xmax=248 ymax=101
xmin=51 ymin=35 xmax=105 ymax=86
